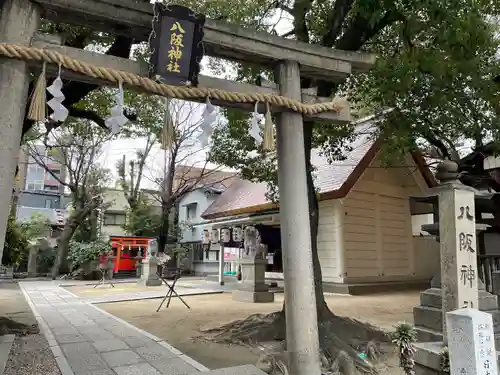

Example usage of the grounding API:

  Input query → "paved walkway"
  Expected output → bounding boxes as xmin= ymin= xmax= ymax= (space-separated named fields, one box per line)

xmin=19 ymin=281 xmax=210 ymax=375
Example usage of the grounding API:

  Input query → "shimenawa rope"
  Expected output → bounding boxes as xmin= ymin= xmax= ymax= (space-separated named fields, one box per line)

xmin=0 ymin=43 xmax=341 ymax=116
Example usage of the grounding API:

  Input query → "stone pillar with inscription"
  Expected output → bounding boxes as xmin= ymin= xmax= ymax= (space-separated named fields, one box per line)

xmin=414 ymin=161 xmax=500 ymax=344
xmin=438 ymin=171 xmax=478 ymax=337
xmin=413 ymin=161 xmax=499 ymax=375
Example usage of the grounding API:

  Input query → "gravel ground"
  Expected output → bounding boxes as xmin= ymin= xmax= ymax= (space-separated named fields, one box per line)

xmin=3 ymin=334 xmax=60 ymax=375
xmin=0 ymin=282 xmax=61 ymax=375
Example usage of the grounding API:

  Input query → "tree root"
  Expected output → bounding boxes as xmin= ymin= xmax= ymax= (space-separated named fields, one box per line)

xmin=196 ymin=310 xmax=389 ymax=375
xmin=0 ymin=317 xmax=39 ymax=336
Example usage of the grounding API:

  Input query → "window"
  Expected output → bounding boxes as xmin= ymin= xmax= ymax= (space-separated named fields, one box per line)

xmin=186 ymin=203 xmax=197 ymax=221
xmin=103 ymin=213 xmax=126 ymax=226
xmin=27 ymin=164 xmax=45 ymax=181
xmin=193 ymin=243 xmax=203 ymax=261
xmin=44 ymin=185 xmax=59 ymax=192
xmin=45 ymin=199 xmax=52 ymax=209
xmin=25 ymin=180 xmax=44 ymax=191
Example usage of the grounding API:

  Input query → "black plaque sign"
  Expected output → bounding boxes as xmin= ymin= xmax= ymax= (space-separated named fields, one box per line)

xmin=150 ymin=4 xmax=205 ymax=87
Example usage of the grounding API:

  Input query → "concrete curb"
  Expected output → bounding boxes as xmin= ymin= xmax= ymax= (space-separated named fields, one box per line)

xmin=0 ymin=334 xmax=15 ymax=375
xmin=84 ymin=290 xmax=223 ymax=304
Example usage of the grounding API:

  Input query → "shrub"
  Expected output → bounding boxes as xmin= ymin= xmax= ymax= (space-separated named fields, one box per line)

xmin=67 ymin=238 xmax=111 ymax=270
xmin=3 ymin=216 xmax=29 ymax=266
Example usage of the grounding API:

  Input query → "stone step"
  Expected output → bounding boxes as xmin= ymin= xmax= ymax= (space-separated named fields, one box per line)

xmin=188 ymin=365 xmax=267 ymax=375
xmin=419 ymin=288 xmax=442 ymax=309
xmin=414 ymin=306 xmax=442 ymax=332
xmin=415 ymin=326 xmax=442 ymax=343
xmin=420 ymin=288 xmax=499 ymax=310
xmin=114 ymin=271 xmax=136 ymax=279
xmin=415 ymin=326 xmax=500 ymax=355
xmin=414 ymin=305 xmax=500 ymax=333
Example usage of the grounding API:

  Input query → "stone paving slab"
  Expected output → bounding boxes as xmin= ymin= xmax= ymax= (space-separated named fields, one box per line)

xmin=19 ymin=281 xmax=210 ymax=375
xmin=198 ymin=365 xmax=267 ymax=375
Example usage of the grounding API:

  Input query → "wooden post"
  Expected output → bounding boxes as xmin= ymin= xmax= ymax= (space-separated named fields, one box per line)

xmin=0 ymin=0 xmax=41 ymax=264
xmin=275 ymin=60 xmax=321 ymax=375
xmin=116 ymin=245 xmax=122 ymax=272
xmin=219 ymin=240 xmax=225 ymax=286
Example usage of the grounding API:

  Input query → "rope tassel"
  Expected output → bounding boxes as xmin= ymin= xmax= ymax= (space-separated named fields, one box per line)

xmin=263 ymin=102 xmax=274 ymax=151
xmin=27 ymin=62 xmax=47 ymax=121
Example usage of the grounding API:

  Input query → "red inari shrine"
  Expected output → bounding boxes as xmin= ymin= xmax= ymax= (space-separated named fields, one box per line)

xmin=107 ymin=236 xmax=153 ymax=274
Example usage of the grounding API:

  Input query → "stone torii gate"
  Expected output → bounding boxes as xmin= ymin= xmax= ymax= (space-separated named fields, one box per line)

xmin=0 ymin=0 xmax=374 ymax=374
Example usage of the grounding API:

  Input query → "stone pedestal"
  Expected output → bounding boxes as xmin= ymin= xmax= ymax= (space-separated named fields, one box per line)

xmin=413 ymin=342 xmax=445 ymax=375
xmin=27 ymin=247 xmax=38 ymax=276
xmin=232 ymin=259 xmax=274 ymax=303
xmin=135 ymin=256 xmax=143 ymax=278
xmin=105 ymin=255 xmax=115 ymax=280
xmin=414 ymin=285 xmax=500 ymax=345
xmin=137 ymin=257 xmax=161 ymax=286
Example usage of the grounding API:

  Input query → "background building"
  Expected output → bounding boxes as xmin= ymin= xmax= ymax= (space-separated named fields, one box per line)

xmin=16 ymin=146 xmax=66 ymax=209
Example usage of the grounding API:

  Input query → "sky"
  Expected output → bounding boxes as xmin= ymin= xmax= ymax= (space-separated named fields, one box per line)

xmin=98 ymin=4 xmax=293 ymax=190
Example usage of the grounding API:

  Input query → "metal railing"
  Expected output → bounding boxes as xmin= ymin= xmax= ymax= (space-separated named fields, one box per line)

xmin=477 ymin=254 xmax=500 ymax=293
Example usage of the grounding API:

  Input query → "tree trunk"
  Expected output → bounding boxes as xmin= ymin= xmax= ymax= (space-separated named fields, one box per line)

xmin=9 ymin=190 xmax=18 ymax=218
xmin=281 ymin=121 xmax=331 ymax=320
xmin=51 ymin=220 xmax=78 ymax=279
xmin=158 ymin=203 xmax=170 ymax=253
xmin=51 ymin=207 xmax=90 ymax=278
xmin=89 ymin=209 xmax=98 ymax=241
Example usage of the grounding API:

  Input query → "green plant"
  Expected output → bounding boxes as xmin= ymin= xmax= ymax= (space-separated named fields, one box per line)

xmin=67 ymin=237 xmax=111 ymax=270
xmin=391 ymin=323 xmax=417 ymax=375
xmin=440 ymin=348 xmax=450 ymax=375
xmin=37 ymin=247 xmax=57 ymax=273
xmin=3 ymin=216 xmax=29 ymax=266
xmin=122 ymin=200 xmax=162 ymax=237
xmin=19 ymin=213 xmax=51 ymax=242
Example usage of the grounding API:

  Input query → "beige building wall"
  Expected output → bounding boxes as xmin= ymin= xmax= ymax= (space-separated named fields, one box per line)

xmin=341 ymin=153 xmax=429 ymax=283
xmin=100 ymin=188 xmax=161 ymax=237
xmin=316 ymin=199 xmax=339 ymax=282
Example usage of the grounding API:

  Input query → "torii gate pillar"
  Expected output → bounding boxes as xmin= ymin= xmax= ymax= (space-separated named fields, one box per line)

xmin=0 ymin=0 xmax=41 ymax=263
xmin=275 ymin=60 xmax=321 ymax=374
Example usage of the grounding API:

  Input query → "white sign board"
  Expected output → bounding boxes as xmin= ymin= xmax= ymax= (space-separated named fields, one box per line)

xmin=446 ymin=308 xmax=498 ymax=375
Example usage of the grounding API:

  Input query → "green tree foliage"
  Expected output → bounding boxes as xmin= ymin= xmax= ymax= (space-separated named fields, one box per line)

xmin=196 ymin=1 xmax=500 ymax=370
xmin=19 ymin=213 xmax=52 ymax=242
xmin=67 ymin=237 xmax=112 ymax=270
xmin=3 ymin=213 xmax=52 ymax=266
xmin=3 ymin=216 xmax=29 ymax=266
xmin=122 ymin=199 xmax=162 ymax=237
xmin=202 ymin=0 xmax=500 ymax=291
xmin=347 ymin=2 xmax=500 ymax=160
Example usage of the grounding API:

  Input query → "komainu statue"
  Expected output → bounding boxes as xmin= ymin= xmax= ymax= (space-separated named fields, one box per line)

xmin=243 ymin=226 xmax=267 ymax=260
